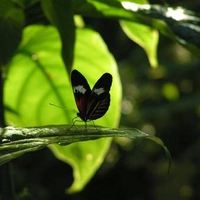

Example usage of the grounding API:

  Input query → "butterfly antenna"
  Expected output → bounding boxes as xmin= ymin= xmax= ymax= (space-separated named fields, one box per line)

xmin=49 ymin=103 xmax=69 ymax=112
xmin=72 ymin=109 xmax=78 ymax=114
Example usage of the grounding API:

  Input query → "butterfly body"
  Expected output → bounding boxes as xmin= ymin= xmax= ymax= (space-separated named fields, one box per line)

xmin=71 ymin=70 xmax=112 ymax=122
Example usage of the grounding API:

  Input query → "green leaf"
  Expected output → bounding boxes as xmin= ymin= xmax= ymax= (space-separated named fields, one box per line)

xmin=81 ymin=0 xmax=134 ymax=20
xmin=41 ymin=0 xmax=75 ymax=72
xmin=0 ymin=0 xmax=25 ymax=67
xmin=120 ymin=2 xmax=200 ymax=56
xmin=76 ymin=1 xmax=200 ymax=56
xmin=0 ymin=125 xmax=171 ymax=174
xmin=120 ymin=21 xmax=159 ymax=67
xmin=5 ymin=25 xmax=121 ymax=193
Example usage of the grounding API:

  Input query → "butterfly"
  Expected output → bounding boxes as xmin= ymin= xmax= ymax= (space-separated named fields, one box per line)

xmin=71 ymin=69 xmax=112 ymax=123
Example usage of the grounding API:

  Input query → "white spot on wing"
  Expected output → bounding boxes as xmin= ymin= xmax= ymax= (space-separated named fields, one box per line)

xmin=94 ymin=88 xmax=105 ymax=95
xmin=74 ymin=85 xmax=86 ymax=94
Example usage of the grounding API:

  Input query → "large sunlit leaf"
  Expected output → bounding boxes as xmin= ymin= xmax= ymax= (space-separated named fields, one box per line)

xmin=4 ymin=25 xmax=121 ymax=193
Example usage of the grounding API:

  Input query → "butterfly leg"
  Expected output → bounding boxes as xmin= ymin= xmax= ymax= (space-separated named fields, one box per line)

xmin=67 ymin=116 xmax=79 ymax=130
xmin=92 ymin=121 xmax=101 ymax=132
xmin=84 ymin=122 xmax=88 ymax=133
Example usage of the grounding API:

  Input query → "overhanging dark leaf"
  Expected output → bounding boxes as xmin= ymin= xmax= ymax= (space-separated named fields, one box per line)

xmin=121 ymin=2 xmax=200 ymax=55
xmin=75 ymin=0 xmax=200 ymax=56
xmin=41 ymin=0 xmax=75 ymax=72
xmin=0 ymin=0 xmax=25 ymax=67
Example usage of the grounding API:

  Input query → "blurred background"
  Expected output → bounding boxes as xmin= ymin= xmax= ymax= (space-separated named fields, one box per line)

xmin=11 ymin=0 xmax=200 ymax=200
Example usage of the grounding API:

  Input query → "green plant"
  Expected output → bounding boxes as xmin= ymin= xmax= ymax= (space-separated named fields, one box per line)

xmin=1 ymin=0 xmax=199 ymax=199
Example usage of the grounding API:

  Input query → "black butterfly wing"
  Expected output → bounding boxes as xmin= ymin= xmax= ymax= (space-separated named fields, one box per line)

xmin=71 ymin=70 xmax=91 ymax=119
xmin=85 ymin=73 xmax=112 ymax=120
